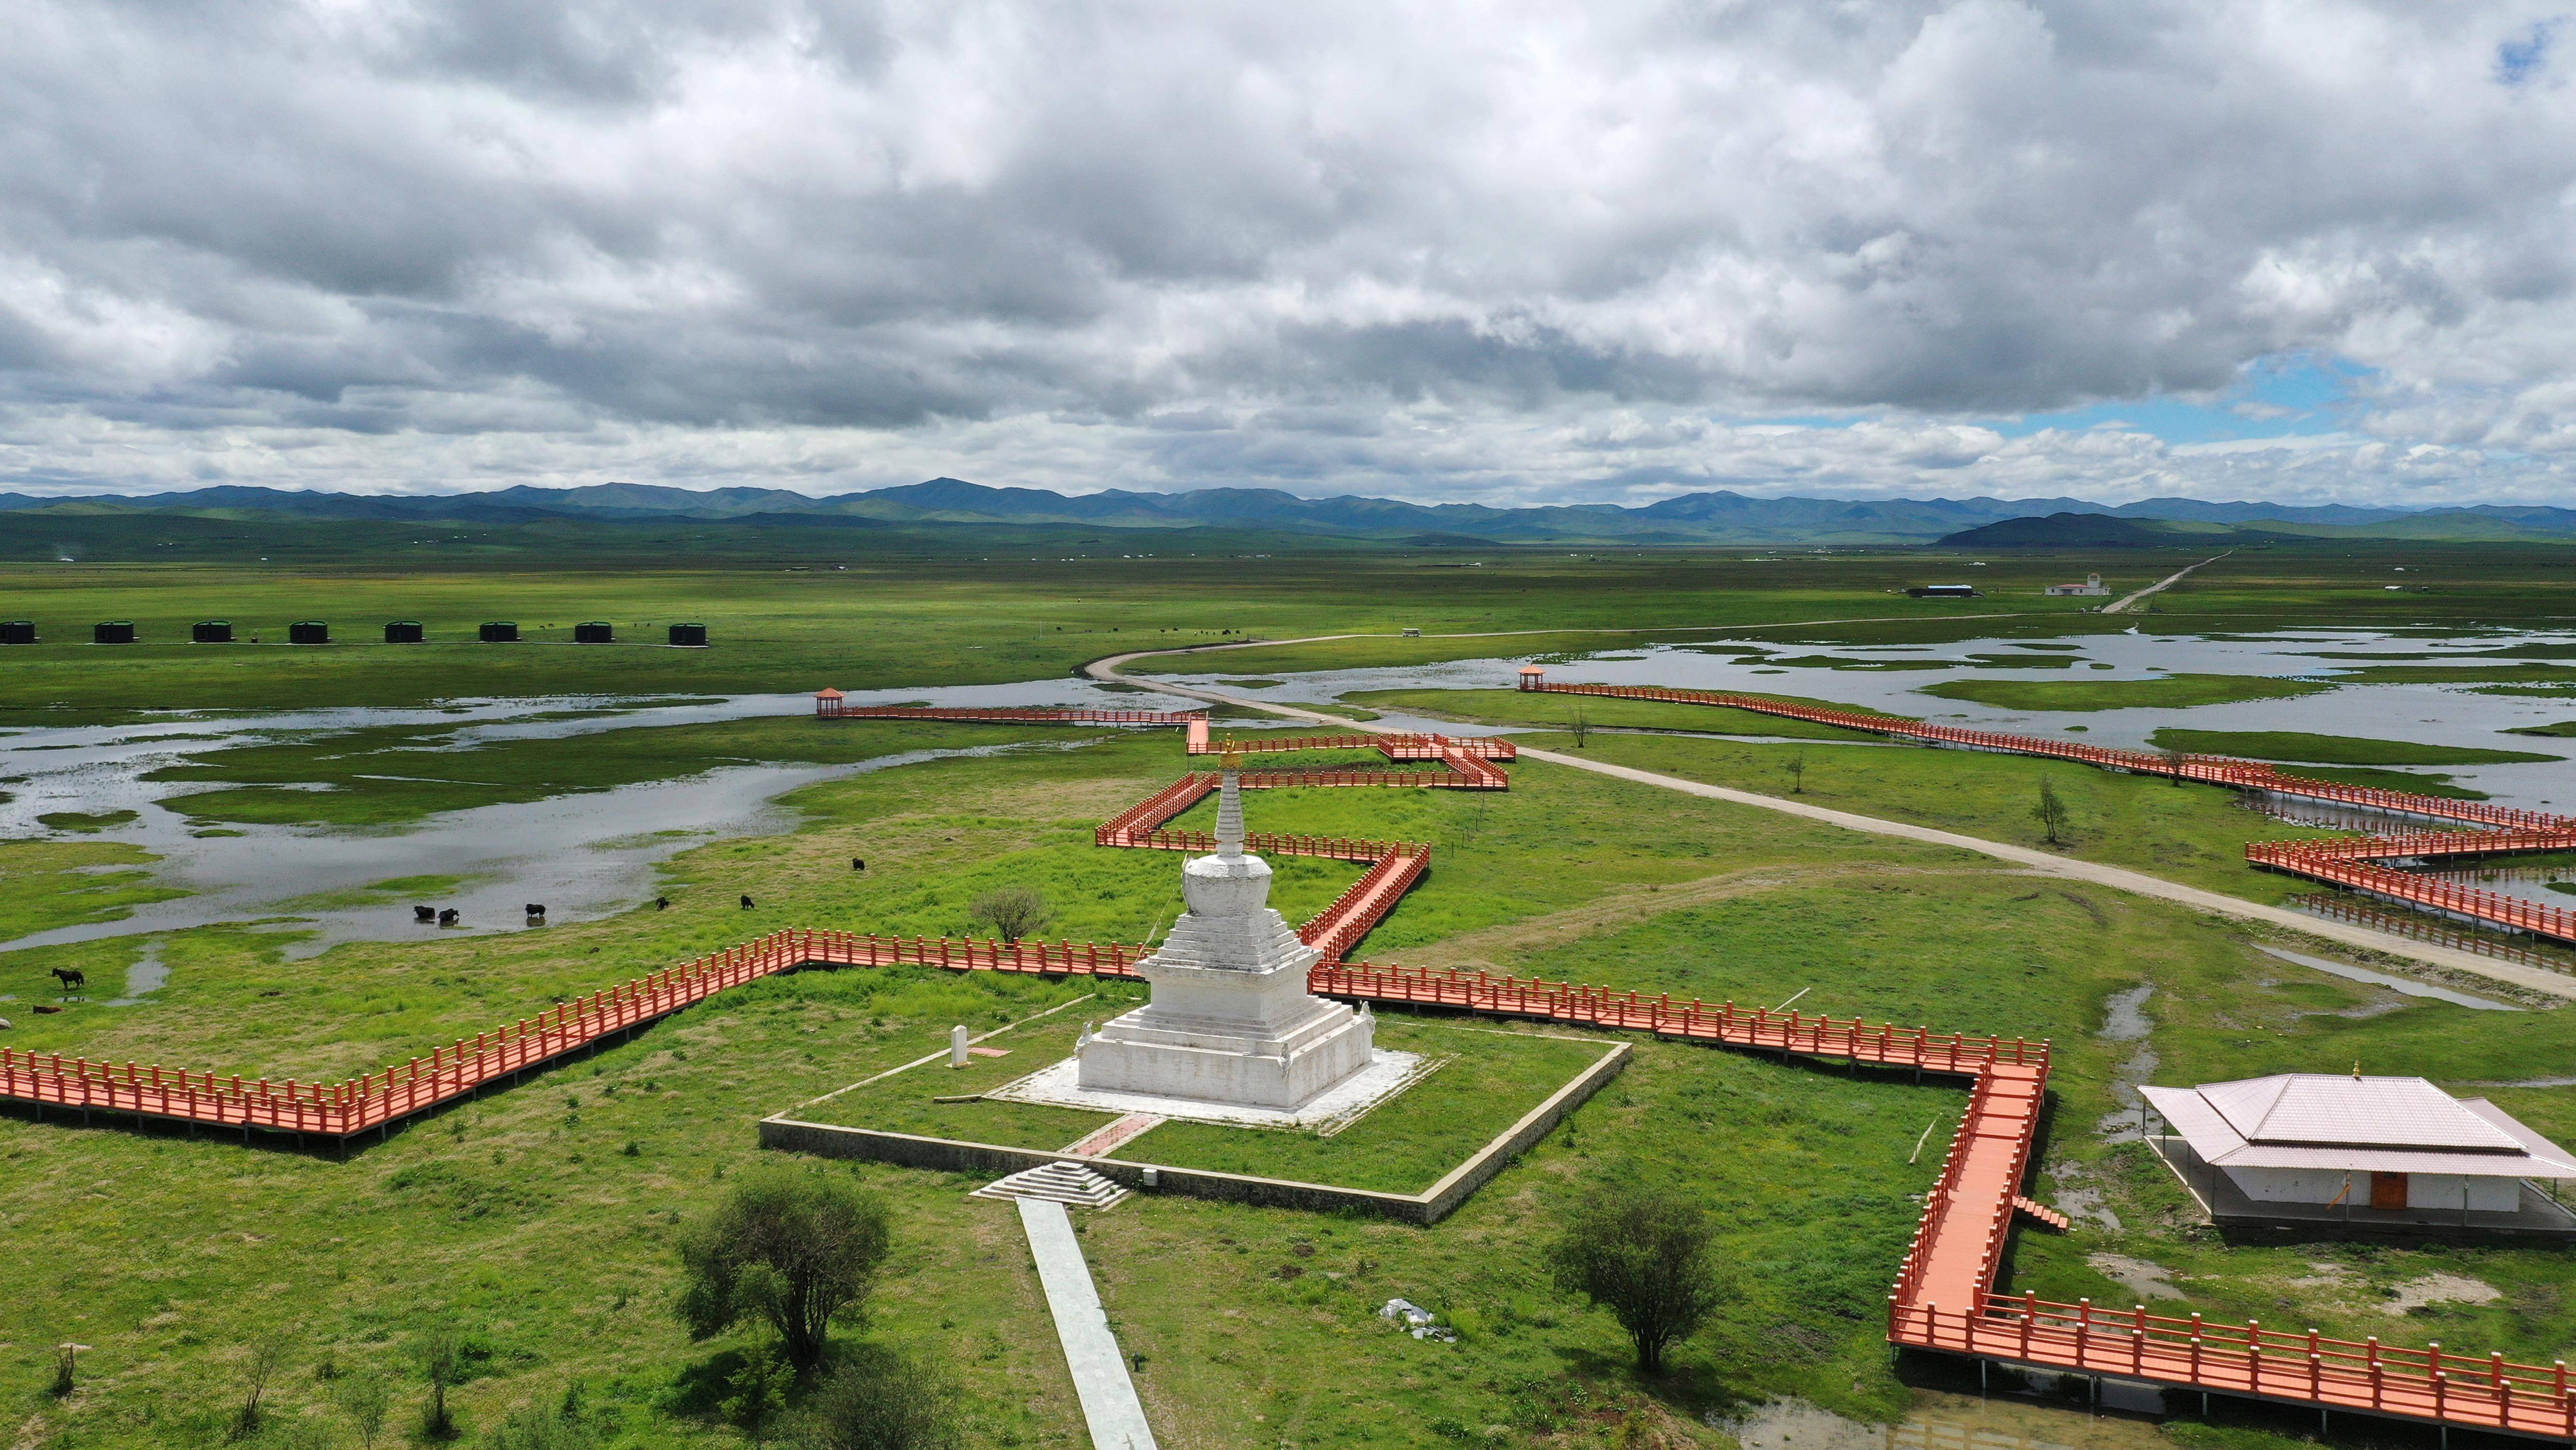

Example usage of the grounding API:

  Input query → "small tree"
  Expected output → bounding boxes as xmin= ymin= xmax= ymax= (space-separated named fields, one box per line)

xmin=725 ymin=1346 xmax=793 ymax=1447
xmin=678 ymin=1166 xmax=894 ymax=1375
xmin=1568 ymin=706 xmax=1592 ymax=748
xmin=967 ymin=886 xmax=1053 ymax=944
xmin=229 ymin=1340 xmax=285 ymax=1441
xmin=339 ymin=1374 xmax=391 ymax=1449
xmin=416 ymin=1325 xmax=467 ymax=1440
xmin=792 ymin=1346 xmax=961 ymax=1450
xmin=2159 ymin=745 xmax=2188 ymax=785
xmin=2035 ymin=777 xmax=2072 ymax=846
xmin=1784 ymin=751 xmax=1808 ymax=794
xmin=1547 ymin=1181 xmax=1727 ymax=1375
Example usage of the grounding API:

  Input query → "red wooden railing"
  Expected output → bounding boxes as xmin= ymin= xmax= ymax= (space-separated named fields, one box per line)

xmin=815 ymin=702 xmax=1206 ymax=726
xmin=1189 ymin=731 xmax=1517 ymax=762
xmin=2251 ymin=838 xmax=2576 ymax=945
xmin=1893 ymin=1294 xmax=2576 ymax=1438
xmin=1299 ymin=850 xmax=1432 ymax=962
xmin=1522 ymin=680 xmax=2574 ymax=833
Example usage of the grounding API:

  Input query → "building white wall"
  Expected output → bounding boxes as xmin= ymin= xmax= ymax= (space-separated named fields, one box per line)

xmin=2230 ymin=1167 xmax=2354 ymax=1204
xmin=2225 ymin=1166 xmax=2522 ymax=1212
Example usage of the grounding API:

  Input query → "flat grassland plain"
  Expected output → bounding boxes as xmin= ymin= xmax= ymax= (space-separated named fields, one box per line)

xmin=4 ymin=537 xmax=2575 ymax=1449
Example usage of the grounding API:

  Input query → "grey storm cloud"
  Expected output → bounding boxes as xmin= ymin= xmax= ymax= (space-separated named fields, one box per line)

xmin=4 ymin=0 xmax=2576 ymax=502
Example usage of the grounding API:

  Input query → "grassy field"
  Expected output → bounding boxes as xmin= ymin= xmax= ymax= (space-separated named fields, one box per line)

xmin=1289 ymin=687 xmax=2359 ymax=906
xmin=4 ymin=716 xmax=2572 ymax=1448
xmin=1920 ymin=673 xmax=2337 ymax=712
xmin=11 ymin=544 xmax=2576 ymax=1449
xmin=2144 ymin=729 xmax=2564 ymax=766
xmin=0 ymin=550 xmax=2095 ymax=727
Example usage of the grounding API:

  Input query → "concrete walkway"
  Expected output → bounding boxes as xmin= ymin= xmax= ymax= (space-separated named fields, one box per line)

xmin=1088 ymin=654 xmax=2576 ymax=1001
xmin=1018 ymin=1197 xmax=1159 ymax=1450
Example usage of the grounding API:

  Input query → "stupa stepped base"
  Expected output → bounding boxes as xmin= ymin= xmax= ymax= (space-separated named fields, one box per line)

xmin=993 ymin=1049 xmax=1429 ymax=1131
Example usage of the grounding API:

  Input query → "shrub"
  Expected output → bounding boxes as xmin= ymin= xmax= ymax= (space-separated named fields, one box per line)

xmin=676 ymin=1166 xmax=893 ymax=1374
xmin=791 ymin=1346 xmax=961 ymax=1450
xmin=967 ymin=885 xmax=1053 ymax=943
xmin=1546 ymin=1179 xmax=1728 ymax=1374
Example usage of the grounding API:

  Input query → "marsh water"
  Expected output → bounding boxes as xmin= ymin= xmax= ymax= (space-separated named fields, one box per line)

xmin=1171 ymin=625 xmax=2576 ymax=813
xmin=0 ymin=679 xmax=1208 ymax=966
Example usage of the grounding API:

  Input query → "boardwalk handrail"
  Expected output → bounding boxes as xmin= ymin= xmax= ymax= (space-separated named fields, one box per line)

xmin=817 ymin=703 xmax=1206 ymax=726
xmin=1891 ymin=1294 xmax=2576 ymax=1438
xmin=1523 ymin=681 xmax=2575 ymax=833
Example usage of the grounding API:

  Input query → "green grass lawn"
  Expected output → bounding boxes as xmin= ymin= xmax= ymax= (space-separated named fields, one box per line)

xmin=33 ymin=809 xmax=143 ymax=833
xmin=0 ymin=838 xmax=190 ymax=942
xmin=2145 ymin=728 xmax=2563 ymax=765
xmin=1920 ymin=673 xmax=2337 ymax=712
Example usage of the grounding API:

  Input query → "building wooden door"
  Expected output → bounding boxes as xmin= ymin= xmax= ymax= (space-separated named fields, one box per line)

xmin=2369 ymin=1172 xmax=2409 ymax=1210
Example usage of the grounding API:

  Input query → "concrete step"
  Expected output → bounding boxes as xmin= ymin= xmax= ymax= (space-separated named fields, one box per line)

xmin=973 ymin=1160 xmax=1130 ymax=1210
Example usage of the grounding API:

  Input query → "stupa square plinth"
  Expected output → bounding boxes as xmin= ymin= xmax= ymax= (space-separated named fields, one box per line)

xmin=992 ymin=1045 xmax=1429 ymax=1131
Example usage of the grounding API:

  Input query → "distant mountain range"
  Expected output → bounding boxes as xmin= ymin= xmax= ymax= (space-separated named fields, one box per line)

xmin=5 ymin=479 xmax=2573 ymax=546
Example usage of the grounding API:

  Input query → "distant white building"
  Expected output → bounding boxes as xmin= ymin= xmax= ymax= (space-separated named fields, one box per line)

xmin=2045 ymin=572 xmax=2110 ymax=597
xmin=2142 ymin=1074 xmax=2576 ymax=1233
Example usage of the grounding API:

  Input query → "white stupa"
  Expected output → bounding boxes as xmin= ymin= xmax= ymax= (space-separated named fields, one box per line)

xmin=1076 ymin=752 xmax=1378 ymax=1110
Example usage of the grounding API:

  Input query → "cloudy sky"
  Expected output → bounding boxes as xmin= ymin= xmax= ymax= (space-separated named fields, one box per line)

xmin=5 ymin=1 xmax=2575 ymax=507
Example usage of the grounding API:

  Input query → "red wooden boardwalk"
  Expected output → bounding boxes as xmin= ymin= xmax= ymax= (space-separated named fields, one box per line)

xmin=2249 ymin=831 xmax=2576 ymax=946
xmin=1524 ymin=676 xmax=2576 ymax=946
xmin=814 ymin=701 xmax=1207 ymax=728
xmin=10 ymin=698 xmax=2566 ymax=1439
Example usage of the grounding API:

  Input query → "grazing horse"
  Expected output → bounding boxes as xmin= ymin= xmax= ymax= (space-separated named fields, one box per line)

xmin=413 ymin=905 xmax=436 ymax=922
xmin=739 ymin=894 xmax=754 ymax=909
xmin=654 ymin=896 xmax=670 ymax=911
xmin=50 ymin=967 xmax=85 ymax=993
xmin=436 ymin=908 xmax=461 ymax=926
xmin=523 ymin=903 xmax=546 ymax=917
